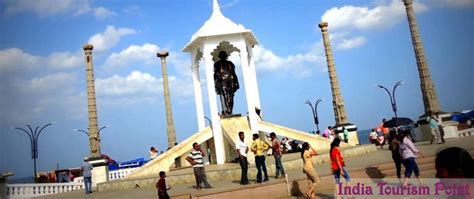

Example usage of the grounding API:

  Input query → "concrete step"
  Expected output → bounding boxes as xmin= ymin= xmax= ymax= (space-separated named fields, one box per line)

xmin=381 ymin=162 xmax=434 ymax=177
xmin=126 ymin=127 xmax=213 ymax=179
xmin=373 ymin=149 xmax=473 ymax=171
xmin=98 ymin=145 xmax=377 ymax=192
xmin=386 ymin=168 xmax=437 ymax=178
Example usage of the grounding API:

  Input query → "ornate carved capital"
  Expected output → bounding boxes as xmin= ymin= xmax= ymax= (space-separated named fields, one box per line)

xmin=83 ymin=44 xmax=93 ymax=51
xmin=157 ymin=51 xmax=169 ymax=59
xmin=318 ymin=22 xmax=329 ymax=31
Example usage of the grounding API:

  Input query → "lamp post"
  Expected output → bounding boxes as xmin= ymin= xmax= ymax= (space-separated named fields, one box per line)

xmin=376 ymin=81 xmax=404 ymax=118
xmin=73 ymin=125 xmax=110 ymax=136
xmin=305 ymin=98 xmax=323 ymax=132
xmin=12 ymin=122 xmax=56 ymax=183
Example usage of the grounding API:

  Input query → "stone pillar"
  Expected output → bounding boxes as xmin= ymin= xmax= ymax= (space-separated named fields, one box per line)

xmin=318 ymin=22 xmax=348 ymax=125
xmin=403 ymin=0 xmax=441 ymax=115
xmin=83 ymin=44 xmax=101 ymax=158
xmin=203 ymin=45 xmax=226 ymax=164
xmin=157 ymin=51 xmax=177 ymax=149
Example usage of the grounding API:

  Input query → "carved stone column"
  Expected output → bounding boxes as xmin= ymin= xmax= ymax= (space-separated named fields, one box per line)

xmin=403 ymin=0 xmax=441 ymax=115
xmin=318 ymin=22 xmax=348 ymax=125
xmin=83 ymin=44 xmax=101 ymax=158
xmin=157 ymin=51 xmax=177 ymax=149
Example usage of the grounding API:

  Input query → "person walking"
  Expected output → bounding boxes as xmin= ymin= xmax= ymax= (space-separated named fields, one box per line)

xmin=376 ymin=128 xmax=385 ymax=149
xmin=155 ymin=171 xmax=171 ymax=199
xmin=301 ymin=142 xmax=319 ymax=199
xmin=342 ymin=127 xmax=349 ymax=143
xmin=399 ymin=130 xmax=424 ymax=186
xmin=251 ymin=133 xmax=270 ymax=183
xmin=388 ymin=130 xmax=403 ymax=181
xmin=330 ymin=138 xmax=350 ymax=186
xmin=235 ymin=131 xmax=249 ymax=185
xmin=186 ymin=143 xmax=212 ymax=189
xmin=81 ymin=157 xmax=93 ymax=194
xmin=428 ymin=114 xmax=442 ymax=144
xmin=270 ymin=132 xmax=286 ymax=179
xmin=435 ymin=113 xmax=445 ymax=143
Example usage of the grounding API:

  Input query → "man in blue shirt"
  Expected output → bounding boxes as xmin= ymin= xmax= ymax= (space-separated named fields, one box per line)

xmin=81 ymin=157 xmax=93 ymax=194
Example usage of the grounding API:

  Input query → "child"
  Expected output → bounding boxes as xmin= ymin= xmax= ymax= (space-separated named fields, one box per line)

xmin=155 ymin=171 xmax=170 ymax=199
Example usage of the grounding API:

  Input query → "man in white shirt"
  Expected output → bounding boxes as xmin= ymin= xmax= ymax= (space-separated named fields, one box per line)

xmin=235 ymin=131 xmax=249 ymax=185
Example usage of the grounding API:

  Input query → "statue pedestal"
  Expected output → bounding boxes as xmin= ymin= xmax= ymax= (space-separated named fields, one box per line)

xmin=334 ymin=123 xmax=359 ymax=145
xmin=417 ymin=113 xmax=457 ymax=141
xmin=88 ymin=158 xmax=109 ymax=188
xmin=0 ymin=172 xmax=13 ymax=199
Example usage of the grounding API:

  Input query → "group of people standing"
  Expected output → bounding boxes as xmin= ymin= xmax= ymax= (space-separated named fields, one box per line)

xmin=388 ymin=129 xmax=424 ymax=186
xmin=236 ymin=132 xmax=286 ymax=185
xmin=153 ymin=132 xmax=349 ymax=199
xmin=320 ymin=126 xmax=349 ymax=143
xmin=300 ymin=137 xmax=350 ymax=199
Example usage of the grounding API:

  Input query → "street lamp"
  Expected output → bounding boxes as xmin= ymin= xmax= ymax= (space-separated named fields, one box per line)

xmin=11 ymin=122 xmax=56 ymax=183
xmin=73 ymin=125 xmax=110 ymax=136
xmin=305 ymin=98 xmax=323 ymax=132
xmin=204 ymin=116 xmax=212 ymax=130
xmin=375 ymin=81 xmax=404 ymax=118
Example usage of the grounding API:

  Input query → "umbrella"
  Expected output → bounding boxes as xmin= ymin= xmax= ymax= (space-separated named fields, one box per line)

xmin=383 ymin=117 xmax=414 ymax=128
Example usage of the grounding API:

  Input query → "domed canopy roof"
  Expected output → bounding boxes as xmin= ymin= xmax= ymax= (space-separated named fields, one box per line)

xmin=182 ymin=0 xmax=258 ymax=52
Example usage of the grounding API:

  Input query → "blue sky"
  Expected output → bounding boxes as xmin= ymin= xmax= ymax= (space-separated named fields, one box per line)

xmin=0 ymin=0 xmax=473 ymax=179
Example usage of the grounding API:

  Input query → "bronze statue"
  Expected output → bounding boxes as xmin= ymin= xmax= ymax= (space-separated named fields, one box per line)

xmin=214 ymin=51 xmax=239 ymax=115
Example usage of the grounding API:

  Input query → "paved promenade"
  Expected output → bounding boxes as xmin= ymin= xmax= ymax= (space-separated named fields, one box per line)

xmin=37 ymin=136 xmax=474 ymax=199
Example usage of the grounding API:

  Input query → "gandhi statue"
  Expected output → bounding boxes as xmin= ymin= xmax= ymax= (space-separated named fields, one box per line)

xmin=214 ymin=51 xmax=239 ymax=115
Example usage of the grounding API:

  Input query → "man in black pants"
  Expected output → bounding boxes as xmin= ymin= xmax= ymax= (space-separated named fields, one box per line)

xmin=251 ymin=133 xmax=270 ymax=183
xmin=235 ymin=131 xmax=249 ymax=185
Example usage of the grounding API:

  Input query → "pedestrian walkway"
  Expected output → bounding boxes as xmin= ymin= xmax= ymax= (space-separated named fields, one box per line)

xmin=37 ymin=136 xmax=474 ymax=199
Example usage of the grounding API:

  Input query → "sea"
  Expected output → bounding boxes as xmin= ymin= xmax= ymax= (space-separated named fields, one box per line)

xmin=357 ymin=129 xmax=372 ymax=145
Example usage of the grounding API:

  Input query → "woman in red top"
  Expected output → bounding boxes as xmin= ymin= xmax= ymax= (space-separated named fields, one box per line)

xmin=330 ymin=138 xmax=350 ymax=184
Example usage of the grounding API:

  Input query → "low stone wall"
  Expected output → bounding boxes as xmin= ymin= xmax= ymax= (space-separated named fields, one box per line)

xmin=98 ymin=144 xmax=376 ymax=192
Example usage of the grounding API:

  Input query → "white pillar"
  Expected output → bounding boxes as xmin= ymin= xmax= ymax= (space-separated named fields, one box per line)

xmin=247 ymin=44 xmax=262 ymax=114
xmin=238 ymin=41 xmax=259 ymax=134
xmin=203 ymin=45 xmax=226 ymax=164
xmin=191 ymin=51 xmax=206 ymax=130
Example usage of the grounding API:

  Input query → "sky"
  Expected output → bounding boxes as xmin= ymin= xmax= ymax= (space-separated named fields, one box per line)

xmin=0 ymin=0 xmax=473 ymax=179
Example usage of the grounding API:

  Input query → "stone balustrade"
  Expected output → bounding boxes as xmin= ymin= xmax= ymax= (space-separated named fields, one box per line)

xmin=6 ymin=182 xmax=83 ymax=198
xmin=6 ymin=168 xmax=138 ymax=198
xmin=109 ymin=168 xmax=138 ymax=181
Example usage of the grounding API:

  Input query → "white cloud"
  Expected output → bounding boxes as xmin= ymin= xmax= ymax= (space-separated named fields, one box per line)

xmin=330 ymin=33 xmax=367 ymax=50
xmin=3 ymin=0 xmax=115 ymax=19
xmin=253 ymin=43 xmax=326 ymax=78
xmin=0 ymin=48 xmax=40 ymax=73
xmin=95 ymin=70 xmax=194 ymax=105
xmin=46 ymin=51 xmax=83 ymax=69
xmin=28 ymin=72 xmax=77 ymax=93
xmin=96 ymin=71 xmax=161 ymax=96
xmin=0 ymin=48 xmax=82 ymax=74
xmin=88 ymin=26 xmax=137 ymax=52
xmin=102 ymin=43 xmax=160 ymax=70
xmin=93 ymin=7 xmax=116 ymax=20
xmin=0 ymin=71 xmax=84 ymax=124
xmin=321 ymin=0 xmax=429 ymax=31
